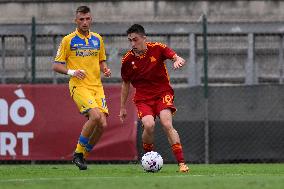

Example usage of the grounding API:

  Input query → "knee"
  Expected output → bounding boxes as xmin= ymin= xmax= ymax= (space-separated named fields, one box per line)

xmin=89 ymin=111 xmax=107 ymax=131
xmin=160 ymin=118 xmax=172 ymax=129
xmin=161 ymin=120 xmax=176 ymax=134
xmin=88 ymin=110 xmax=101 ymax=125
xmin=142 ymin=119 xmax=155 ymax=133
xmin=97 ymin=121 xmax=107 ymax=131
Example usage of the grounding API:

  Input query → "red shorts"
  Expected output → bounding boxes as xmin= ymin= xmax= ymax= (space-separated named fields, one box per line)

xmin=135 ymin=92 xmax=177 ymax=119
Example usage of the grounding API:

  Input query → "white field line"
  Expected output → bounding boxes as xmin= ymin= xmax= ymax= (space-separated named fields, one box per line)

xmin=0 ymin=174 xmax=260 ymax=183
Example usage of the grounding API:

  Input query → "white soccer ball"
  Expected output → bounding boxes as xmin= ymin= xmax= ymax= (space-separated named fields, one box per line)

xmin=141 ymin=151 xmax=163 ymax=172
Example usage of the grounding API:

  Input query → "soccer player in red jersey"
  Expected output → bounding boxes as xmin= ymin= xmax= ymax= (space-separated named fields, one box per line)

xmin=119 ymin=24 xmax=189 ymax=172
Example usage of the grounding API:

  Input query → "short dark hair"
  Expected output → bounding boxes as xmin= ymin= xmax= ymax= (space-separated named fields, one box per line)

xmin=76 ymin=6 xmax=91 ymax=14
xmin=126 ymin=24 xmax=146 ymax=36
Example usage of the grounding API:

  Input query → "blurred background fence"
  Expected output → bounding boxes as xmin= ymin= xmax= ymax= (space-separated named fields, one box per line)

xmin=1 ymin=17 xmax=284 ymax=163
xmin=3 ymin=21 xmax=284 ymax=85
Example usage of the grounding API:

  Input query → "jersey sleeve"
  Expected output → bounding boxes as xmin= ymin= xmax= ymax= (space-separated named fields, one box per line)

xmin=162 ymin=45 xmax=176 ymax=60
xmin=99 ymin=36 xmax=107 ymax=62
xmin=54 ymin=37 xmax=68 ymax=64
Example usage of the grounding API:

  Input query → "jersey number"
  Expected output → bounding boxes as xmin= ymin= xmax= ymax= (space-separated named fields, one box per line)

xmin=101 ymin=98 xmax=107 ymax=109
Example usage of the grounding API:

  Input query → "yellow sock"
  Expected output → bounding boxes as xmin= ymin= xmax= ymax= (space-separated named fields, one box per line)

xmin=75 ymin=143 xmax=85 ymax=154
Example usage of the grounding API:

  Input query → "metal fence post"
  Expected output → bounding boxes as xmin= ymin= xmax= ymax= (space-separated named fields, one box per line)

xmin=1 ymin=36 xmax=5 ymax=84
xmin=279 ymin=35 xmax=284 ymax=84
xmin=246 ymin=33 xmax=257 ymax=85
xmin=188 ymin=33 xmax=199 ymax=86
xmin=166 ymin=35 xmax=171 ymax=47
xmin=52 ymin=35 xmax=58 ymax=84
xmin=202 ymin=14 xmax=209 ymax=164
xmin=24 ymin=36 xmax=29 ymax=81
xmin=31 ymin=17 xmax=36 ymax=84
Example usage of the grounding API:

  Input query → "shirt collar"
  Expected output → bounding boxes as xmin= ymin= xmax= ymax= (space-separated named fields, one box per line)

xmin=75 ymin=28 xmax=91 ymax=39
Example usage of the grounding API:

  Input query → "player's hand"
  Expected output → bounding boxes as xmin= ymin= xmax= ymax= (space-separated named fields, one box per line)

xmin=119 ymin=108 xmax=127 ymax=124
xmin=67 ymin=69 xmax=86 ymax=80
xmin=173 ymin=56 xmax=185 ymax=70
xmin=103 ymin=67 xmax=111 ymax=78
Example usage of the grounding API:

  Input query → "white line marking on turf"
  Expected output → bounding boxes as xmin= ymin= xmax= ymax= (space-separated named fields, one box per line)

xmin=0 ymin=173 xmax=266 ymax=183
xmin=0 ymin=174 xmax=259 ymax=183
xmin=0 ymin=175 xmax=194 ymax=183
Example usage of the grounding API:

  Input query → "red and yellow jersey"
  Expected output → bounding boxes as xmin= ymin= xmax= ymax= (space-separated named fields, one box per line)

xmin=54 ymin=29 xmax=106 ymax=87
xmin=121 ymin=42 xmax=176 ymax=101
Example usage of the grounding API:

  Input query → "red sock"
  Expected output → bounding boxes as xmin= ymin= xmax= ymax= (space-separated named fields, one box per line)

xmin=143 ymin=143 xmax=154 ymax=152
xmin=172 ymin=143 xmax=185 ymax=164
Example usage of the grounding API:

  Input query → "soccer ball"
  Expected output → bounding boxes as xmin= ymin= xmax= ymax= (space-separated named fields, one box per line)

xmin=141 ymin=151 xmax=163 ymax=172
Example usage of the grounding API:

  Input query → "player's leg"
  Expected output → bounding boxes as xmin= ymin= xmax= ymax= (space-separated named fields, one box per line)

xmin=156 ymin=92 xmax=189 ymax=172
xmin=159 ymin=109 xmax=180 ymax=144
xmin=141 ymin=115 xmax=155 ymax=152
xmin=70 ymin=86 xmax=99 ymax=170
xmin=85 ymin=111 xmax=107 ymax=158
xmin=73 ymin=108 xmax=101 ymax=170
xmin=83 ymin=87 xmax=109 ymax=159
xmin=136 ymin=101 xmax=156 ymax=152
xmin=159 ymin=109 xmax=189 ymax=172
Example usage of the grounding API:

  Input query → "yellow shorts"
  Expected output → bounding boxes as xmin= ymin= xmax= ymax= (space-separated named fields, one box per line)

xmin=69 ymin=85 xmax=108 ymax=116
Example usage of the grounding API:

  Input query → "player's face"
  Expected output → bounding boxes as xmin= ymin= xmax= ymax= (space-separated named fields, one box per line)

xmin=75 ymin=12 xmax=92 ymax=34
xmin=128 ymin=33 xmax=147 ymax=52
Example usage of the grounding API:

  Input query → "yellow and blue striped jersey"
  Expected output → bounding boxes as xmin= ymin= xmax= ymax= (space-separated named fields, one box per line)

xmin=54 ymin=29 xmax=106 ymax=87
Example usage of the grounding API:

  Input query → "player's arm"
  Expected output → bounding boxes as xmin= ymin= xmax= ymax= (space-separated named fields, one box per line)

xmin=172 ymin=54 xmax=186 ymax=70
xmin=119 ymin=80 xmax=130 ymax=123
xmin=52 ymin=63 xmax=86 ymax=80
xmin=99 ymin=60 xmax=111 ymax=77
xmin=99 ymin=35 xmax=111 ymax=77
xmin=52 ymin=38 xmax=86 ymax=79
xmin=162 ymin=44 xmax=186 ymax=70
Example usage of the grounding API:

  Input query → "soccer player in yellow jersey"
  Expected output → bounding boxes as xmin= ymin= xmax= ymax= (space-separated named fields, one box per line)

xmin=52 ymin=6 xmax=111 ymax=170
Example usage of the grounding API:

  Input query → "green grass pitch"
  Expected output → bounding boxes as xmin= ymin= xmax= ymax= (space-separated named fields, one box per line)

xmin=0 ymin=163 xmax=283 ymax=189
